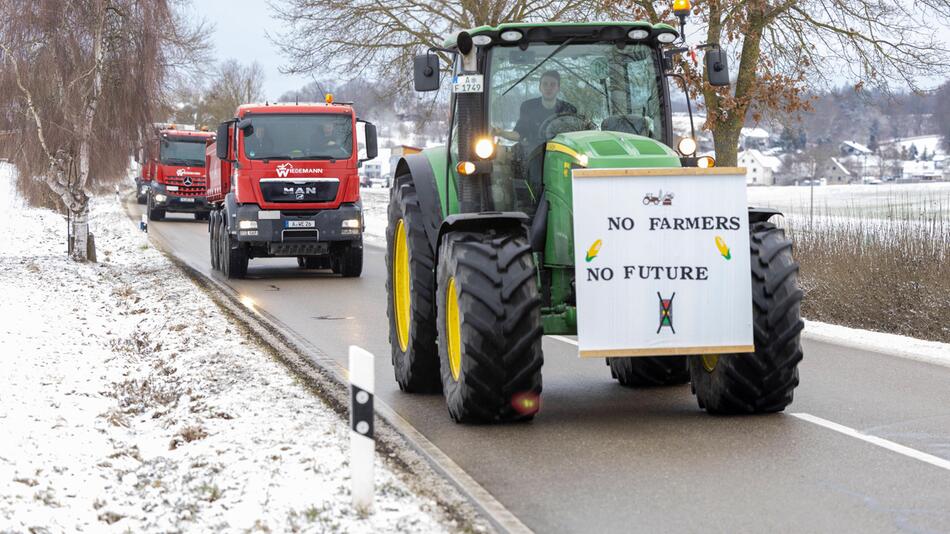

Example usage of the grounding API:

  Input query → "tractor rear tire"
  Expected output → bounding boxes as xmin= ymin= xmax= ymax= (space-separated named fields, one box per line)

xmin=386 ymin=175 xmax=441 ymax=393
xmin=689 ymin=221 xmax=804 ymax=414
xmin=608 ymin=356 xmax=690 ymax=387
xmin=436 ymin=230 xmax=544 ymax=424
xmin=333 ymin=240 xmax=363 ymax=277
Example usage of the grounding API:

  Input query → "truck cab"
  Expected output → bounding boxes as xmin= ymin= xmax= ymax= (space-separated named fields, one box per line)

xmin=206 ymin=102 xmax=378 ymax=279
xmin=145 ymin=128 xmax=215 ymax=221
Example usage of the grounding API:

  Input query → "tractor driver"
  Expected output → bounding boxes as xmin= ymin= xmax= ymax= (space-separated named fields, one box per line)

xmin=492 ymin=70 xmax=577 ymax=152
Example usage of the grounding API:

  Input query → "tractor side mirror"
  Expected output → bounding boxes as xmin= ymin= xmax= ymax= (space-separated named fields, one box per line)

xmin=705 ymin=47 xmax=730 ymax=87
xmin=414 ymin=53 xmax=440 ymax=92
xmin=215 ymin=122 xmax=230 ymax=160
xmin=359 ymin=121 xmax=378 ymax=161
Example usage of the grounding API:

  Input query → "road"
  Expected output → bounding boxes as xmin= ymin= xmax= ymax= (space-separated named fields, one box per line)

xmin=132 ymin=201 xmax=950 ymax=533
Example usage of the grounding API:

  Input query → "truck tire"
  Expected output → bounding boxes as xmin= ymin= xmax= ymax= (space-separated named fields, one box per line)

xmin=210 ymin=211 xmax=219 ymax=271
xmin=147 ymin=195 xmax=164 ymax=221
xmin=386 ymin=175 xmax=441 ymax=393
xmin=195 ymin=212 xmax=209 ymax=221
xmin=689 ymin=221 xmax=804 ymax=414
xmin=333 ymin=240 xmax=363 ymax=278
xmin=436 ymin=230 xmax=544 ymax=424
xmin=223 ymin=232 xmax=248 ymax=279
xmin=608 ymin=356 xmax=690 ymax=387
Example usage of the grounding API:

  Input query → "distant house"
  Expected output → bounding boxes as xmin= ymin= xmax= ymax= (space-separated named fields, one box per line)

xmin=740 ymin=127 xmax=771 ymax=150
xmin=902 ymin=160 xmax=942 ymax=180
xmin=739 ymin=149 xmax=782 ymax=185
xmin=822 ymin=158 xmax=852 ymax=184
xmin=840 ymin=141 xmax=873 ymax=157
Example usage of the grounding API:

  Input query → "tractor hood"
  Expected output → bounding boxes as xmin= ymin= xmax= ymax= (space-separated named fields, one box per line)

xmin=547 ymin=131 xmax=681 ymax=169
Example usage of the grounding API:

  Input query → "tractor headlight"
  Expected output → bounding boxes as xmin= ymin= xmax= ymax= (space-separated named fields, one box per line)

xmin=656 ymin=31 xmax=677 ymax=44
xmin=628 ymin=29 xmax=650 ymax=40
xmin=239 ymin=220 xmax=258 ymax=230
xmin=677 ymin=137 xmax=697 ymax=156
xmin=500 ymin=30 xmax=523 ymax=42
xmin=472 ymin=34 xmax=492 ymax=46
xmin=456 ymin=161 xmax=476 ymax=175
xmin=698 ymin=155 xmax=716 ymax=168
xmin=474 ymin=138 xmax=495 ymax=159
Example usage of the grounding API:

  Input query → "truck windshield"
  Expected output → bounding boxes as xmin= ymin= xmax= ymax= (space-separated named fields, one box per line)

xmin=160 ymin=139 xmax=207 ymax=167
xmin=243 ymin=114 xmax=353 ymax=160
xmin=489 ymin=43 xmax=664 ymax=150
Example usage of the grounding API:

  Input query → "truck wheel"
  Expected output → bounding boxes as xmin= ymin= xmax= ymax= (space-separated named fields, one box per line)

xmin=437 ymin=230 xmax=544 ymax=424
xmin=223 ymin=233 xmax=248 ymax=279
xmin=689 ymin=221 xmax=804 ymax=414
xmin=333 ymin=240 xmax=363 ymax=278
xmin=386 ymin=175 xmax=440 ymax=393
xmin=147 ymin=195 xmax=164 ymax=221
xmin=608 ymin=356 xmax=690 ymax=387
xmin=210 ymin=211 xmax=219 ymax=271
xmin=195 ymin=212 xmax=209 ymax=221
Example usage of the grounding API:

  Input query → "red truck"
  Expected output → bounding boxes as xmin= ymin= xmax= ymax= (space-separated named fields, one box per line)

xmin=142 ymin=127 xmax=216 ymax=221
xmin=205 ymin=101 xmax=377 ymax=279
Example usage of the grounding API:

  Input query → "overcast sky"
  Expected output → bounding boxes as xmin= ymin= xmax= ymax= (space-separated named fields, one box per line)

xmin=191 ymin=0 xmax=313 ymax=100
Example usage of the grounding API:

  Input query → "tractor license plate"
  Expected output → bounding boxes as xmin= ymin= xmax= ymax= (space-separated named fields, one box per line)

xmin=285 ymin=220 xmax=315 ymax=228
xmin=452 ymin=75 xmax=483 ymax=93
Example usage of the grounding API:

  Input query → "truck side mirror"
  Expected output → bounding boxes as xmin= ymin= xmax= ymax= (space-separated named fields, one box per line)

xmin=237 ymin=118 xmax=254 ymax=136
xmin=705 ymin=47 xmax=730 ymax=87
xmin=414 ymin=53 xmax=440 ymax=92
xmin=362 ymin=122 xmax=378 ymax=160
xmin=216 ymin=122 xmax=230 ymax=160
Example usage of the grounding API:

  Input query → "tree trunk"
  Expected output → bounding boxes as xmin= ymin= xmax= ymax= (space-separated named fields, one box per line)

xmin=69 ymin=194 xmax=91 ymax=262
xmin=713 ymin=125 xmax=742 ymax=167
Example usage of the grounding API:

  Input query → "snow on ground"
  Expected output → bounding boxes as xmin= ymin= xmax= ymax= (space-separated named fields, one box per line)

xmin=361 ymin=186 xmax=389 ymax=247
xmin=0 ymin=163 xmax=451 ymax=533
xmin=747 ymin=181 xmax=950 ymax=218
xmin=804 ymin=320 xmax=950 ymax=369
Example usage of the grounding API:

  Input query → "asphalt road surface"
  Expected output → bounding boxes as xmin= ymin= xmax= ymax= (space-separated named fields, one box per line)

xmin=133 ymin=205 xmax=950 ymax=533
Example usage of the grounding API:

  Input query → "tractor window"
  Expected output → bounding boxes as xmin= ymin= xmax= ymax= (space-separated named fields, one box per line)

xmin=160 ymin=139 xmax=207 ymax=167
xmin=242 ymin=114 xmax=353 ymax=160
xmin=486 ymin=43 xmax=664 ymax=212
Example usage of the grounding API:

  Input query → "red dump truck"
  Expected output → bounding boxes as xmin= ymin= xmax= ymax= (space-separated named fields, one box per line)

xmin=205 ymin=101 xmax=377 ymax=279
xmin=142 ymin=127 xmax=216 ymax=221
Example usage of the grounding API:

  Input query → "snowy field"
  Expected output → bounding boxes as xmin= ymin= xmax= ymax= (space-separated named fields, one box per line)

xmin=747 ymin=181 xmax=950 ymax=219
xmin=0 ymin=164 xmax=454 ymax=533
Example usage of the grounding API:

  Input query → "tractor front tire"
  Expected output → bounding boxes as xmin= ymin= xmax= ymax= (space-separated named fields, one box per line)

xmin=437 ymin=230 xmax=544 ymax=424
xmin=609 ymin=356 xmax=690 ymax=387
xmin=690 ymin=221 xmax=804 ymax=414
xmin=386 ymin=175 xmax=441 ymax=393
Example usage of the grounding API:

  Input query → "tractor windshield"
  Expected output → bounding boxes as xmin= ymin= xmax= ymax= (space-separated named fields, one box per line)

xmin=242 ymin=114 xmax=353 ymax=161
xmin=160 ymin=139 xmax=207 ymax=167
xmin=489 ymin=43 xmax=664 ymax=150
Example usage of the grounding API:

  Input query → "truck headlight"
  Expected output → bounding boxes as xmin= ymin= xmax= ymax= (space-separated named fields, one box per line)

xmin=154 ymin=194 xmax=167 ymax=203
xmin=239 ymin=220 xmax=258 ymax=230
xmin=342 ymin=219 xmax=360 ymax=229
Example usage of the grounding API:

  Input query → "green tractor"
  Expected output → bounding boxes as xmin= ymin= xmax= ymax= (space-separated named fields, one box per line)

xmin=386 ymin=20 xmax=804 ymax=423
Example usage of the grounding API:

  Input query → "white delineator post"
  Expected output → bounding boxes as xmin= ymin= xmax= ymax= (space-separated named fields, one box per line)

xmin=349 ymin=345 xmax=374 ymax=512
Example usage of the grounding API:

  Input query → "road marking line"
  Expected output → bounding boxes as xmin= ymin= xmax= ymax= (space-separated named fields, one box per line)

xmin=792 ymin=412 xmax=950 ymax=472
xmin=548 ymin=335 xmax=578 ymax=346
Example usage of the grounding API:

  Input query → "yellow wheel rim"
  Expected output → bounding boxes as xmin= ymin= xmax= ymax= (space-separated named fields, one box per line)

xmin=393 ymin=219 xmax=411 ymax=352
xmin=701 ymin=354 xmax=719 ymax=373
xmin=446 ymin=277 xmax=462 ymax=382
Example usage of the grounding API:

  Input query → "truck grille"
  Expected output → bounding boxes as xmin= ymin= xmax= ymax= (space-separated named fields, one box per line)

xmin=164 ymin=175 xmax=207 ymax=197
xmin=260 ymin=179 xmax=339 ymax=203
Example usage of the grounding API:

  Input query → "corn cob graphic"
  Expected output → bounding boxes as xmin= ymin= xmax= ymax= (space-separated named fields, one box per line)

xmin=585 ymin=239 xmax=603 ymax=262
xmin=715 ymin=236 xmax=731 ymax=260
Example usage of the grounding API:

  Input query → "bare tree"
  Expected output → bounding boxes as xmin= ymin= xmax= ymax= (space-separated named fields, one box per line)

xmin=204 ymin=60 xmax=266 ymax=124
xmin=269 ymin=0 xmax=603 ymax=91
xmin=0 ymin=0 xmax=209 ymax=261
xmin=615 ymin=0 xmax=950 ymax=166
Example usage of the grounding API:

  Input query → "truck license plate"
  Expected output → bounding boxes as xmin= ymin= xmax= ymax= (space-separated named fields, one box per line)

xmin=285 ymin=220 xmax=315 ymax=228
xmin=180 ymin=197 xmax=195 ymax=203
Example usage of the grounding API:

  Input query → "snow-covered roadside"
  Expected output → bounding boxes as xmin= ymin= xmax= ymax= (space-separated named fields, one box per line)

xmin=804 ymin=320 xmax=950 ymax=369
xmin=361 ymin=186 xmax=389 ymax=247
xmin=0 ymin=164 xmax=453 ymax=533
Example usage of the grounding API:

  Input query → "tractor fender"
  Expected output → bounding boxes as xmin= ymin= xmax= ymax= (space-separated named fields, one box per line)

xmin=395 ymin=154 xmax=443 ymax=251
xmin=437 ymin=212 xmax=530 ymax=250
xmin=748 ymin=206 xmax=783 ymax=224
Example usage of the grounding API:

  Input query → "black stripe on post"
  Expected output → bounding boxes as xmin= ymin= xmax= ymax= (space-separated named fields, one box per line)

xmin=350 ymin=384 xmax=374 ymax=439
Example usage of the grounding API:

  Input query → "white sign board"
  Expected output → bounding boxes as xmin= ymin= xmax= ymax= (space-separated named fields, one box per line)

xmin=571 ymin=167 xmax=754 ymax=358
